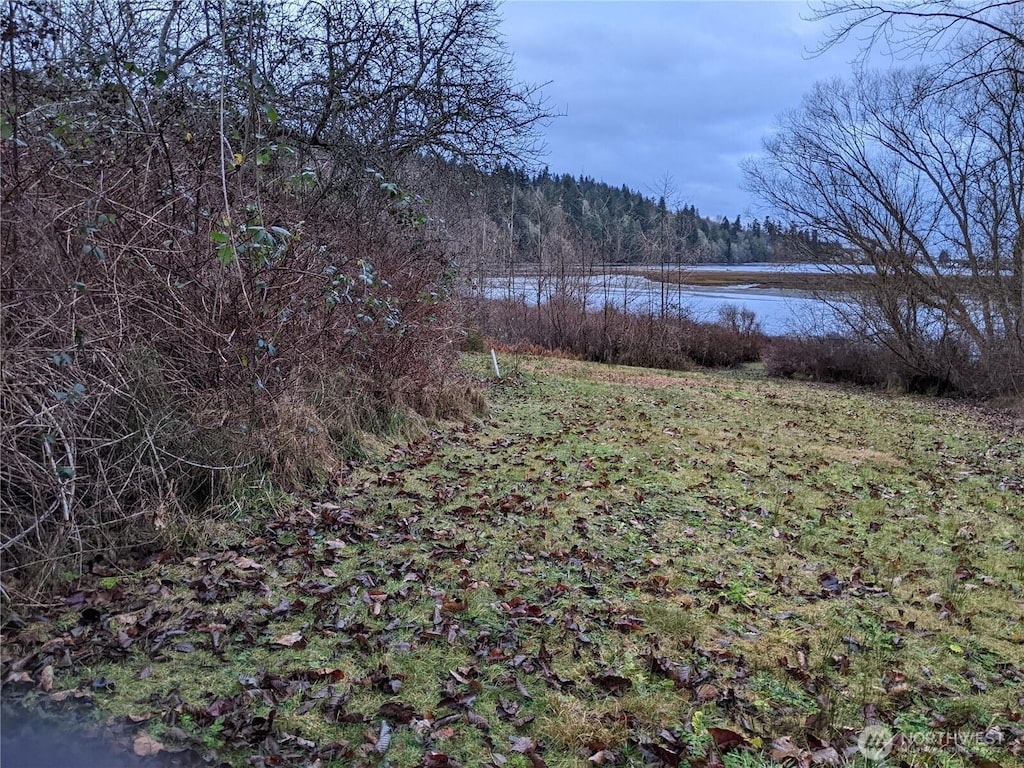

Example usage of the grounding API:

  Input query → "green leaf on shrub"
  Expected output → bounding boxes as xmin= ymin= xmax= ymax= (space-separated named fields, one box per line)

xmin=210 ymin=231 xmax=229 ymax=244
xmin=56 ymin=466 xmax=76 ymax=482
xmin=217 ymin=244 xmax=236 ymax=266
xmin=82 ymin=244 xmax=106 ymax=261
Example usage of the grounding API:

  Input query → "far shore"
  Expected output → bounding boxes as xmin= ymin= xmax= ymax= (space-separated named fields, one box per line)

xmin=480 ymin=264 xmax=999 ymax=294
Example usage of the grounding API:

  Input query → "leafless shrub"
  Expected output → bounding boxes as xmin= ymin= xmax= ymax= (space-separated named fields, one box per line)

xmin=0 ymin=36 xmax=481 ymax=602
xmin=760 ymin=333 xmax=1022 ymax=397
xmin=470 ymin=299 xmax=765 ymax=371
xmin=762 ymin=337 xmax=889 ymax=387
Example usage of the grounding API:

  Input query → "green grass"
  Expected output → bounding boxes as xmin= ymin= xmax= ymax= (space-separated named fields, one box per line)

xmin=5 ymin=354 xmax=1022 ymax=767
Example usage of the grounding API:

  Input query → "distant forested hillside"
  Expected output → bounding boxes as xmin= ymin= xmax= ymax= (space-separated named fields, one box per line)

xmin=425 ymin=162 xmax=844 ymax=272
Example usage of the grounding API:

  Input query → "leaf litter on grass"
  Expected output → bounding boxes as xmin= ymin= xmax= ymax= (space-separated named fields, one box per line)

xmin=2 ymin=355 xmax=1023 ymax=768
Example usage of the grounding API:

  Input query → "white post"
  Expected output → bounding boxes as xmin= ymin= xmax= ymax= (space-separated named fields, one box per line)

xmin=490 ymin=348 xmax=501 ymax=378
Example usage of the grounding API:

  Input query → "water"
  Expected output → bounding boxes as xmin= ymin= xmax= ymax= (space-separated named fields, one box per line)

xmin=477 ymin=273 xmax=849 ymax=336
xmin=634 ymin=262 xmax=852 ymax=274
xmin=0 ymin=704 xmax=202 ymax=768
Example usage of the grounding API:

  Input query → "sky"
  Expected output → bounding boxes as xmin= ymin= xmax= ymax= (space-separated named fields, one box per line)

xmin=499 ymin=0 xmax=874 ymax=221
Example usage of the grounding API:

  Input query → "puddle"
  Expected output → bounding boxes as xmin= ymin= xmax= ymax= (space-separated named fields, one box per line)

xmin=0 ymin=703 xmax=205 ymax=768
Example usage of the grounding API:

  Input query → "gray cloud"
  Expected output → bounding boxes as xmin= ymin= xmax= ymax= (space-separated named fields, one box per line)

xmin=500 ymin=0 xmax=868 ymax=219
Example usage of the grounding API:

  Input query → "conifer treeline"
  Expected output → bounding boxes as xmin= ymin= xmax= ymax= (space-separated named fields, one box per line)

xmin=437 ymin=163 xmax=843 ymax=270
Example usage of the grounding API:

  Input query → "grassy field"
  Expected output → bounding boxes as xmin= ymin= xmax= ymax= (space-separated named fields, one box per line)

xmin=617 ymin=268 xmax=865 ymax=293
xmin=4 ymin=355 xmax=1022 ymax=767
xmin=615 ymin=267 xmax=1002 ymax=297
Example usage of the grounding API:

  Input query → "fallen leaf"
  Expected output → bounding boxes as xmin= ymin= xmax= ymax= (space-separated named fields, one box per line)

xmin=312 ymin=667 xmax=346 ymax=682
xmin=819 ymin=572 xmax=842 ymax=594
xmin=510 ymin=736 xmax=536 ymax=753
xmin=595 ymin=673 xmax=633 ymax=695
xmin=37 ymin=665 xmax=54 ymax=692
xmin=770 ymin=736 xmax=804 ymax=762
xmin=272 ymin=630 xmax=306 ymax=648
xmin=376 ymin=720 xmax=392 ymax=753
xmin=133 ymin=732 xmax=164 ymax=756
xmin=708 ymin=727 xmax=748 ymax=752
xmin=969 ymin=757 xmax=1004 ymax=768
xmin=696 ymin=683 xmax=719 ymax=702
xmin=810 ymin=746 xmax=841 ymax=764
xmin=466 ymin=710 xmax=491 ymax=730
xmin=378 ymin=701 xmax=416 ymax=723
xmin=422 ymin=753 xmax=463 ymax=767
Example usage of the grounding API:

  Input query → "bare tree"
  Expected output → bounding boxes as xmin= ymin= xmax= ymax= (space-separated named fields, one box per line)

xmin=809 ymin=0 xmax=1024 ymax=97
xmin=744 ymin=2 xmax=1023 ymax=394
xmin=810 ymin=1 xmax=1024 ymax=59
xmin=744 ymin=44 xmax=1023 ymax=392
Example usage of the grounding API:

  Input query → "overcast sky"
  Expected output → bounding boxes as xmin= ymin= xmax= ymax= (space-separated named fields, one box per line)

xmin=499 ymin=1 xmax=874 ymax=221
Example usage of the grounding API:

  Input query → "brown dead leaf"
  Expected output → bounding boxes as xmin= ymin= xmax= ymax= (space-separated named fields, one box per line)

xmin=272 ymin=630 xmax=306 ymax=648
xmin=708 ymin=727 xmax=748 ymax=752
xmin=312 ymin=667 xmax=346 ymax=682
xmin=422 ymin=753 xmax=463 ymax=767
xmin=770 ymin=736 xmax=804 ymax=762
xmin=595 ymin=673 xmax=633 ymax=695
xmin=37 ymin=664 xmax=54 ymax=692
xmin=810 ymin=746 xmax=841 ymax=765
xmin=510 ymin=736 xmax=536 ymax=753
xmin=443 ymin=597 xmax=469 ymax=613
xmin=133 ymin=731 xmax=165 ymax=756
xmin=696 ymin=683 xmax=719 ymax=702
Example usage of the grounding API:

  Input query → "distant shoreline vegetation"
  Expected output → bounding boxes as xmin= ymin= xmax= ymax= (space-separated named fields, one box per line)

xmin=449 ymin=164 xmax=843 ymax=270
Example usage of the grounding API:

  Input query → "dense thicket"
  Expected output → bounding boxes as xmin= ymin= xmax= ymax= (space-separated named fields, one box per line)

xmin=0 ymin=0 xmax=543 ymax=599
